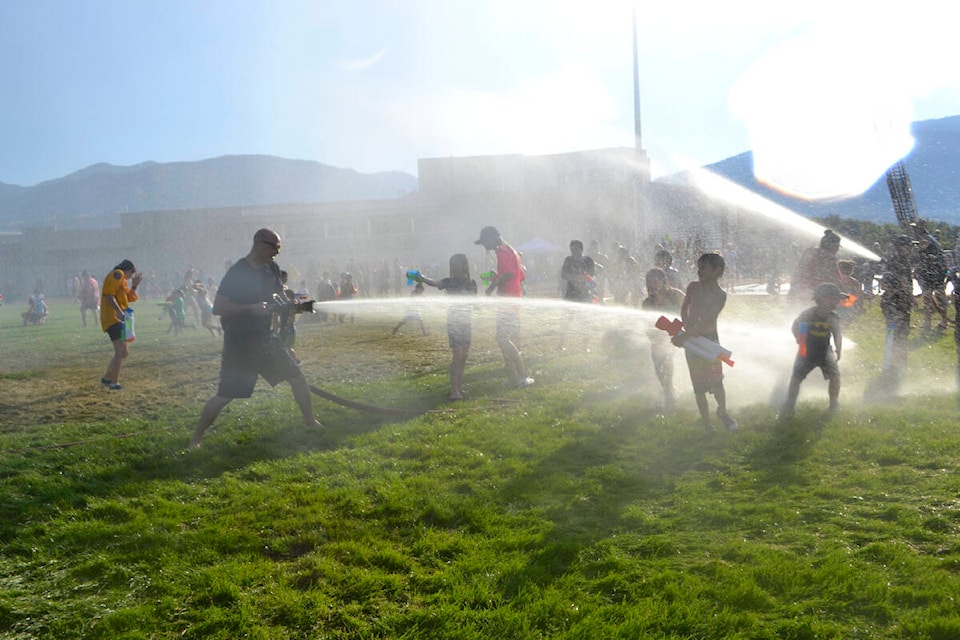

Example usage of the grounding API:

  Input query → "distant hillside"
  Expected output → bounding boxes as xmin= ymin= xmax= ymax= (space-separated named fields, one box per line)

xmin=0 ymin=181 xmax=27 ymax=204
xmin=5 ymin=117 xmax=956 ymax=232
xmin=0 ymin=155 xmax=418 ymax=230
xmin=662 ymin=115 xmax=960 ymax=226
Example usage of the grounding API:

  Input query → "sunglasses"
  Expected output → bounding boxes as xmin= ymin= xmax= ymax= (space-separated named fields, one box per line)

xmin=258 ymin=238 xmax=281 ymax=250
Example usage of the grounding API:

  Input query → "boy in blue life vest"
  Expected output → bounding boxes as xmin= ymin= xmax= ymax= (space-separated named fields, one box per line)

xmin=781 ymin=282 xmax=848 ymax=419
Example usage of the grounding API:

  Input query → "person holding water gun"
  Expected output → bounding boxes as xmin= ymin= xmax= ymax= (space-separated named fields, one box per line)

xmin=415 ymin=254 xmax=478 ymax=400
xmin=475 ymin=225 xmax=534 ymax=389
xmin=674 ymin=252 xmax=736 ymax=431
xmin=100 ymin=259 xmax=142 ymax=390
xmin=781 ymin=282 xmax=848 ymax=420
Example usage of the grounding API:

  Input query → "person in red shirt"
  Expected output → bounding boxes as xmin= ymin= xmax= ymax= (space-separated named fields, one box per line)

xmin=80 ymin=270 xmax=100 ymax=328
xmin=476 ymin=226 xmax=534 ymax=389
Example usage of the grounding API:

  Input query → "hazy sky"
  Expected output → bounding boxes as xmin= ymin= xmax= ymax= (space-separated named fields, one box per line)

xmin=2 ymin=0 xmax=958 ymax=189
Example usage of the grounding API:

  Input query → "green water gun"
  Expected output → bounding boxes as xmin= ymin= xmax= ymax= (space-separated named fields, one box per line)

xmin=405 ymin=270 xmax=424 ymax=285
xmin=480 ymin=271 xmax=496 ymax=287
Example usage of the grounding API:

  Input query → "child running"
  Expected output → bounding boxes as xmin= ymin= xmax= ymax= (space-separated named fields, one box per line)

xmin=391 ymin=281 xmax=429 ymax=336
xmin=781 ymin=282 xmax=848 ymax=419
xmin=164 ymin=288 xmax=189 ymax=335
xmin=642 ymin=267 xmax=685 ymax=412
xmin=193 ymin=280 xmax=221 ymax=337
xmin=418 ymin=254 xmax=478 ymax=400
xmin=674 ymin=252 xmax=737 ymax=431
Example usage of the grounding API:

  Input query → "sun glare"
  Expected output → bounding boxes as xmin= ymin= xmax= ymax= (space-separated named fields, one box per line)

xmin=728 ymin=6 xmax=948 ymax=201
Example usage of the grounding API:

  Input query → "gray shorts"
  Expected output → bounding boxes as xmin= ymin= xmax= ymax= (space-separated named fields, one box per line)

xmin=447 ymin=321 xmax=472 ymax=349
xmin=495 ymin=305 xmax=521 ymax=343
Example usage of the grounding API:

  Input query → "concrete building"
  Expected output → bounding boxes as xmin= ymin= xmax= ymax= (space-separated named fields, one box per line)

xmin=0 ymin=145 xmax=779 ymax=301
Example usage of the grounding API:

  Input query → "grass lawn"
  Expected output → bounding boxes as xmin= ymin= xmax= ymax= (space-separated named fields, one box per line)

xmin=1 ymin=293 xmax=960 ymax=639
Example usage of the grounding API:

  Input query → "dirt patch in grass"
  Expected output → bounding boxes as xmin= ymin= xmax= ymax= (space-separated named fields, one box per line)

xmin=0 ymin=313 xmax=476 ymax=434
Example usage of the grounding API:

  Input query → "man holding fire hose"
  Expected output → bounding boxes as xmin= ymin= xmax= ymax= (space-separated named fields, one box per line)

xmin=190 ymin=228 xmax=321 ymax=448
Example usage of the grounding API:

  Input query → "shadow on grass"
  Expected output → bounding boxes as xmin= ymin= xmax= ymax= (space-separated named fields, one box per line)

xmin=487 ymin=361 xmax=833 ymax=596
xmin=136 ymin=389 xmax=448 ymax=483
xmin=491 ymin=400 xmax=720 ymax=594
xmin=743 ymin=410 xmax=827 ymax=483
xmin=0 ymin=389 xmax=449 ymax=544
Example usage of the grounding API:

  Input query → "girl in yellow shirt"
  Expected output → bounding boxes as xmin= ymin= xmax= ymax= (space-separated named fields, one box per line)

xmin=100 ymin=259 xmax=142 ymax=390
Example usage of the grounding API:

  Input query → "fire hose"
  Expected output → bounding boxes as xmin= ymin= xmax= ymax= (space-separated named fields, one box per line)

xmin=308 ymin=383 xmax=441 ymax=417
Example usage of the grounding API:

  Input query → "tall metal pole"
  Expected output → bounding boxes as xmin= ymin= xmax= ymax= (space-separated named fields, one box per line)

xmin=632 ymin=7 xmax=642 ymax=151
xmin=631 ymin=7 xmax=646 ymax=256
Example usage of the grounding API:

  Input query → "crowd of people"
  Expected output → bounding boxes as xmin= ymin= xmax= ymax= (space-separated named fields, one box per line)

xmin=9 ymin=218 xmax=959 ymax=446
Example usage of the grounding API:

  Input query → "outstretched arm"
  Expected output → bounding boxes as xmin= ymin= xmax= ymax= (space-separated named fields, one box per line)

xmin=418 ymin=274 xmax=440 ymax=288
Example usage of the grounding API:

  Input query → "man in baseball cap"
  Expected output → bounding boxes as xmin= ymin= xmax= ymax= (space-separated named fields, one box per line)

xmin=475 ymin=226 xmax=500 ymax=247
xmin=475 ymin=225 xmax=534 ymax=389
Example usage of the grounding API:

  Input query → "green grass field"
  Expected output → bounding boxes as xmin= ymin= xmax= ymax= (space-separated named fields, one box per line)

xmin=2 ymin=294 xmax=960 ymax=639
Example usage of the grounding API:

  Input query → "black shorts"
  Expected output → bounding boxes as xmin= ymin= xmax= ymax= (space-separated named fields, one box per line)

xmin=106 ymin=322 xmax=123 ymax=342
xmin=792 ymin=352 xmax=839 ymax=381
xmin=217 ymin=333 xmax=304 ymax=398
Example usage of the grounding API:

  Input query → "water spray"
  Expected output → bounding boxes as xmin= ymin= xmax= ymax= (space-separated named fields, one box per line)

xmin=681 ymin=167 xmax=882 ymax=262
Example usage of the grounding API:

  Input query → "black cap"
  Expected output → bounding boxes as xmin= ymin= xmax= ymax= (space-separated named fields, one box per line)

xmin=813 ymin=282 xmax=849 ymax=300
xmin=475 ymin=226 xmax=500 ymax=245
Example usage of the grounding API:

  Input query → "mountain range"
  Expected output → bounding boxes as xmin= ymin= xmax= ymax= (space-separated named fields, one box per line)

xmin=1 ymin=115 xmax=958 ymax=231
xmin=0 ymin=155 xmax=418 ymax=231
xmin=682 ymin=115 xmax=960 ymax=226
